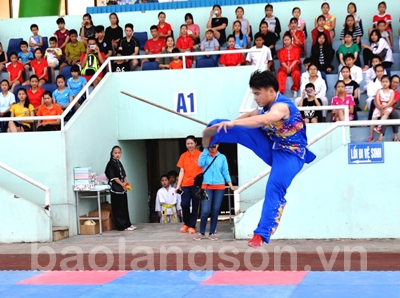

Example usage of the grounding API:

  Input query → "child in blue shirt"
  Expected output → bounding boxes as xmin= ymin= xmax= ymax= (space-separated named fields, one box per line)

xmin=53 ymin=74 xmax=74 ymax=110
xmin=67 ymin=64 xmax=87 ymax=110
xmin=29 ymin=24 xmax=43 ymax=52
xmin=18 ymin=41 xmax=34 ymax=82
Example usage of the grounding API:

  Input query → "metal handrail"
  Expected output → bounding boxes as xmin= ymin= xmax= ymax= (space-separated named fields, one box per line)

xmin=0 ymin=160 xmax=50 ymax=210
xmin=0 ymin=48 xmax=262 ymax=130
xmin=232 ymin=105 xmax=400 ymax=215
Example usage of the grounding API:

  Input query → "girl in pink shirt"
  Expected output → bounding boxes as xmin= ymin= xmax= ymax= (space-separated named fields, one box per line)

xmin=331 ymin=80 xmax=355 ymax=122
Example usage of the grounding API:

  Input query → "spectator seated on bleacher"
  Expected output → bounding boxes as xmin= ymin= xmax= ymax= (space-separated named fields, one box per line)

xmin=18 ymin=41 xmax=33 ymax=81
xmin=36 ymin=91 xmax=62 ymax=132
xmin=95 ymin=25 xmax=112 ymax=59
xmin=176 ymin=24 xmax=194 ymax=69
xmin=8 ymin=88 xmax=34 ymax=133
xmin=53 ymin=74 xmax=74 ymax=111
xmin=312 ymin=15 xmax=332 ymax=46
xmin=259 ymin=4 xmax=281 ymax=43
xmin=0 ymin=80 xmax=16 ymax=132
xmin=370 ymin=1 xmax=393 ymax=46
xmin=340 ymin=66 xmax=360 ymax=109
xmin=339 ymin=15 xmax=362 ymax=46
xmin=54 ymin=17 xmax=70 ymax=55
xmin=158 ymin=36 xmax=175 ymax=69
xmin=105 ymin=13 xmax=123 ymax=53
xmin=289 ymin=7 xmax=306 ymax=40
xmin=169 ymin=48 xmax=183 ymax=70
xmin=232 ymin=20 xmax=248 ymax=49
xmin=111 ymin=50 xmax=131 ymax=72
xmin=377 ymin=20 xmax=392 ymax=49
xmin=81 ymin=37 xmax=105 ymax=87
xmin=256 ymin=21 xmax=277 ymax=59
xmin=45 ymin=37 xmax=62 ymax=84
xmin=379 ymin=75 xmax=400 ymax=142
xmin=295 ymin=63 xmax=327 ymax=109
xmin=196 ymin=29 xmax=219 ymax=67
xmin=361 ymin=29 xmax=393 ymax=74
xmin=310 ymin=32 xmax=334 ymax=82
xmin=0 ymin=42 xmax=8 ymax=73
xmin=157 ymin=11 xmax=172 ymax=44
xmin=277 ymin=33 xmax=301 ymax=98
xmin=27 ymin=75 xmax=45 ymax=112
xmin=338 ymin=53 xmax=362 ymax=86
xmin=67 ymin=64 xmax=87 ymax=110
xmin=185 ymin=13 xmax=200 ymax=46
xmin=298 ymin=83 xmax=323 ymax=123
xmin=59 ymin=29 xmax=86 ymax=74
xmin=23 ymin=48 xmax=48 ymax=87
xmin=207 ymin=4 xmax=229 ymax=47
xmin=245 ymin=32 xmax=273 ymax=70
xmin=142 ymin=25 xmax=165 ymax=68
xmin=29 ymin=24 xmax=43 ymax=53
xmin=363 ymin=55 xmax=385 ymax=93
xmin=346 ymin=2 xmax=362 ymax=31
xmin=7 ymin=52 xmax=24 ymax=93
xmin=118 ymin=23 xmax=140 ymax=71
xmin=337 ymin=32 xmax=360 ymax=68
xmin=315 ymin=2 xmax=336 ymax=40
xmin=366 ymin=64 xmax=385 ymax=110
xmin=331 ymin=80 xmax=356 ymax=122
xmin=285 ymin=18 xmax=305 ymax=55
xmin=219 ymin=35 xmax=245 ymax=67
xmin=233 ymin=6 xmax=251 ymax=46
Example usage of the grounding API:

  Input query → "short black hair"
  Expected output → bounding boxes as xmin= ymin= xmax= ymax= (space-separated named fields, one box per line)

xmin=9 ymin=52 xmax=17 ymax=58
xmin=226 ymin=34 xmax=235 ymax=42
xmin=289 ymin=17 xmax=298 ymax=24
xmin=160 ymin=174 xmax=169 ymax=181
xmin=30 ymin=74 xmax=39 ymax=81
xmin=371 ymin=55 xmax=382 ymax=62
xmin=56 ymin=74 xmax=65 ymax=82
xmin=344 ymin=53 xmax=355 ymax=60
xmin=378 ymin=1 xmax=386 ymax=8
xmin=49 ymin=36 xmax=57 ymax=43
xmin=303 ymin=58 xmax=311 ymax=65
xmin=172 ymin=48 xmax=181 ymax=54
xmin=377 ymin=20 xmax=386 ymax=26
xmin=96 ymin=25 xmax=105 ymax=33
xmin=125 ymin=23 xmax=133 ymax=30
xmin=56 ymin=17 xmax=65 ymax=24
xmin=70 ymin=64 xmax=80 ymax=73
xmin=265 ymin=4 xmax=273 ymax=10
xmin=20 ymin=41 xmax=28 ymax=47
xmin=184 ymin=13 xmax=193 ymax=22
xmin=317 ymin=15 xmax=326 ymax=22
xmin=167 ymin=170 xmax=179 ymax=178
xmin=88 ymin=36 xmax=96 ymax=42
xmin=305 ymin=83 xmax=315 ymax=90
xmin=185 ymin=135 xmax=197 ymax=143
xmin=347 ymin=2 xmax=357 ymax=12
xmin=254 ymin=32 xmax=264 ymax=40
xmin=180 ymin=24 xmax=187 ymax=29
xmin=249 ymin=70 xmax=279 ymax=92
xmin=212 ymin=4 xmax=221 ymax=10
xmin=69 ymin=29 xmax=78 ymax=36
xmin=30 ymin=24 xmax=38 ymax=30
xmin=150 ymin=25 xmax=158 ymax=31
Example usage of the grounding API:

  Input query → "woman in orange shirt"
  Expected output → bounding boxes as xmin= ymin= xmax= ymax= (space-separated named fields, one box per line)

xmin=176 ymin=135 xmax=202 ymax=234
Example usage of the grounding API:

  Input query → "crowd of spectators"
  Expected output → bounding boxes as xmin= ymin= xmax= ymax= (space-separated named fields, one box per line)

xmin=0 ymin=1 xmax=399 ymax=140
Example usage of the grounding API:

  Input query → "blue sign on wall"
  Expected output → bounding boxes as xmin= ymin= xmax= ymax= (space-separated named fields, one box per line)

xmin=348 ymin=143 xmax=384 ymax=164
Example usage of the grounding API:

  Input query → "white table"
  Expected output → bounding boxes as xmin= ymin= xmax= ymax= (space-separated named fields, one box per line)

xmin=75 ymin=185 xmax=111 ymax=235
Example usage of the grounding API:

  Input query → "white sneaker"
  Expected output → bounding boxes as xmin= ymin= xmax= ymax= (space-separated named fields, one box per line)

xmin=130 ymin=225 xmax=137 ymax=230
xmin=292 ymin=91 xmax=298 ymax=98
xmin=125 ymin=227 xmax=134 ymax=231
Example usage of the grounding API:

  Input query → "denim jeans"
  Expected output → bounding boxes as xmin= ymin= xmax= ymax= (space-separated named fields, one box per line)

xmin=199 ymin=189 xmax=225 ymax=235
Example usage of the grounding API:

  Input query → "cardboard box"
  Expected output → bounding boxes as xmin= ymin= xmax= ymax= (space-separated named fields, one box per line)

xmin=87 ymin=209 xmax=115 ymax=231
xmin=79 ymin=217 xmax=100 ymax=235
xmin=101 ymin=202 xmax=112 ymax=211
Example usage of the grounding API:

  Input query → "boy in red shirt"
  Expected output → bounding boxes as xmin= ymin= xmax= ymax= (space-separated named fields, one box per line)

xmin=219 ymin=35 xmax=245 ymax=67
xmin=176 ymin=24 xmax=194 ymax=69
xmin=6 ymin=52 xmax=24 ymax=93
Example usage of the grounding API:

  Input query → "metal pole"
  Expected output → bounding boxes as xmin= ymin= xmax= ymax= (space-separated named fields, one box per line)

xmin=120 ymin=90 xmax=208 ymax=126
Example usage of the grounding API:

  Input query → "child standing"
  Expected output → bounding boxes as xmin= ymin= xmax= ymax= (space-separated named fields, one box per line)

xmin=169 ymin=48 xmax=183 ymax=70
xmin=18 ymin=41 xmax=34 ymax=81
xmin=6 ymin=52 xmax=24 ymax=93
xmin=233 ymin=6 xmax=251 ymax=45
xmin=219 ymin=35 xmax=245 ymax=67
xmin=155 ymin=174 xmax=182 ymax=224
xmin=232 ymin=20 xmax=248 ymax=49
xmin=0 ymin=42 xmax=8 ymax=73
xmin=314 ymin=2 xmax=336 ymax=40
xmin=347 ymin=2 xmax=361 ymax=29
xmin=277 ymin=33 xmax=301 ymax=97
xmin=331 ymin=80 xmax=356 ymax=122
xmin=29 ymin=24 xmax=43 ymax=52
xmin=368 ymin=75 xmax=395 ymax=142
xmin=24 ymin=48 xmax=48 ymax=87
xmin=54 ymin=17 xmax=70 ymax=55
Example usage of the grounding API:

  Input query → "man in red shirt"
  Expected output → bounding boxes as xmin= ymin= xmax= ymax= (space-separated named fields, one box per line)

xmin=142 ymin=25 xmax=166 ymax=69
xmin=80 ymin=37 xmax=105 ymax=88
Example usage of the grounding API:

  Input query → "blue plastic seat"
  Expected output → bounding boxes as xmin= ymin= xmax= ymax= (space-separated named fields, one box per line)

xmin=7 ymin=38 xmax=23 ymax=57
xmin=133 ymin=32 xmax=148 ymax=51
xmin=42 ymin=83 xmax=57 ymax=93
xmin=141 ymin=61 xmax=159 ymax=71
xmin=41 ymin=37 xmax=49 ymax=53
xmin=196 ymin=58 xmax=215 ymax=68
xmin=61 ymin=65 xmax=72 ymax=81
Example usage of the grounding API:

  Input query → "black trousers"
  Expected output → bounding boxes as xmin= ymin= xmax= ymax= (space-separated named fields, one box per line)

xmin=363 ymin=48 xmax=393 ymax=69
xmin=380 ymin=110 xmax=399 ymax=136
xmin=37 ymin=125 xmax=60 ymax=131
xmin=181 ymin=186 xmax=199 ymax=228
xmin=111 ymin=192 xmax=132 ymax=230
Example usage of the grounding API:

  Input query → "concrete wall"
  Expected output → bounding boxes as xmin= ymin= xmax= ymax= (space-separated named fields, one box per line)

xmin=235 ymin=144 xmax=400 ymax=239
xmin=1 ymin=0 xmax=399 ymax=50
xmin=0 ymin=187 xmax=52 ymax=242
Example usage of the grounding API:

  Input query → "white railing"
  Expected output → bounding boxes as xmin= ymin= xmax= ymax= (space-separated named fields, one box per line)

xmin=232 ymin=105 xmax=400 ymax=215
xmin=0 ymin=160 xmax=50 ymax=210
xmin=0 ymin=48 xmax=262 ymax=131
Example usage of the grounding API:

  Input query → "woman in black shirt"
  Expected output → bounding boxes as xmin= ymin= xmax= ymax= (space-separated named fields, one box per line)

xmin=310 ymin=32 xmax=334 ymax=82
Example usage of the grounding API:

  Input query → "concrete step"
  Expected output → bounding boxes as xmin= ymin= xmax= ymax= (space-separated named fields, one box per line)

xmin=52 ymin=226 xmax=69 ymax=241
